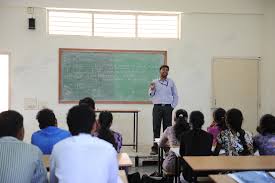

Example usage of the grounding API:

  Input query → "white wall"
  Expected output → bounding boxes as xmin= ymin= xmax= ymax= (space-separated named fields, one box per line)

xmin=0 ymin=0 xmax=263 ymax=145
xmin=0 ymin=0 xmax=264 ymax=14
xmin=261 ymin=0 xmax=275 ymax=115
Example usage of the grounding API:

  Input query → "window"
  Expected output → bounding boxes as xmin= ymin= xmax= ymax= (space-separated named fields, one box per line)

xmin=0 ymin=54 xmax=9 ymax=112
xmin=94 ymin=14 xmax=135 ymax=37
xmin=137 ymin=15 xmax=179 ymax=38
xmin=48 ymin=11 xmax=92 ymax=36
xmin=48 ymin=9 xmax=180 ymax=39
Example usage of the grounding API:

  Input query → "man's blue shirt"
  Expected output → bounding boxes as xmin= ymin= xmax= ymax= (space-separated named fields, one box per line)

xmin=31 ymin=126 xmax=71 ymax=154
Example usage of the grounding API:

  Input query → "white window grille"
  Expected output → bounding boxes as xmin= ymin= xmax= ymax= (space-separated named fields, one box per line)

xmin=94 ymin=14 xmax=135 ymax=37
xmin=137 ymin=15 xmax=179 ymax=38
xmin=48 ymin=9 xmax=180 ymax=39
xmin=48 ymin=11 xmax=92 ymax=36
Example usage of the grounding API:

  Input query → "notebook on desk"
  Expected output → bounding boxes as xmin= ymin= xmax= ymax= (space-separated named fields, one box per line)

xmin=270 ymin=172 xmax=275 ymax=178
xmin=228 ymin=171 xmax=275 ymax=183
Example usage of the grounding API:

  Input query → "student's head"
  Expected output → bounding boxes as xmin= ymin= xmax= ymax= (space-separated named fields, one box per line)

xmin=0 ymin=110 xmax=24 ymax=140
xmin=36 ymin=108 xmax=57 ymax=129
xmin=67 ymin=105 xmax=96 ymax=136
xmin=159 ymin=65 xmax=169 ymax=78
xmin=174 ymin=109 xmax=190 ymax=140
xmin=79 ymin=97 xmax=95 ymax=110
xmin=189 ymin=111 xmax=204 ymax=130
xmin=98 ymin=111 xmax=113 ymax=129
xmin=257 ymin=114 xmax=275 ymax=135
xmin=213 ymin=108 xmax=226 ymax=129
xmin=97 ymin=111 xmax=117 ymax=149
xmin=225 ymin=108 xmax=243 ymax=132
xmin=174 ymin=109 xmax=188 ymax=122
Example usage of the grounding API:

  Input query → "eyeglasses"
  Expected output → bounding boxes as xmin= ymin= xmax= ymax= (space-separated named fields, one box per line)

xmin=159 ymin=80 xmax=168 ymax=86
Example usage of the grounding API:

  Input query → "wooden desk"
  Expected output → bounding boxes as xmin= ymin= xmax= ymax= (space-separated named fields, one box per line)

xmin=119 ymin=170 xmax=129 ymax=183
xmin=96 ymin=109 xmax=140 ymax=152
xmin=43 ymin=152 xmax=132 ymax=170
xmin=118 ymin=153 xmax=133 ymax=168
xmin=209 ymin=175 xmax=236 ymax=183
xmin=154 ymin=138 xmax=163 ymax=175
xmin=183 ymin=156 xmax=275 ymax=172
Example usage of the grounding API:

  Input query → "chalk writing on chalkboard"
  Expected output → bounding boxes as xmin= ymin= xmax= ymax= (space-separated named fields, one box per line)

xmin=59 ymin=48 xmax=167 ymax=104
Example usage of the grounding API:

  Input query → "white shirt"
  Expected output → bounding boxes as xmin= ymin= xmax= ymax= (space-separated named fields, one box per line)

xmin=50 ymin=134 xmax=119 ymax=183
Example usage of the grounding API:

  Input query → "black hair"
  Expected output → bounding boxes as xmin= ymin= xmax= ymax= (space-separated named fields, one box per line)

xmin=174 ymin=109 xmax=190 ymax=141
xmin=79 ymin=97 xmax=95 ymax=110
xmin=36 ymin=108 xmax=56 ymax=129
xmin=226 ymin=108 xmax=249 ymax=155
xmin=0 ymin=110 xmax=23 ymax=138
xmin=159 ymin=65 xmax=169 ymax=71
xmin=188 ymin=111 xmax=205 ymax=148
xmin=213 ymin=108 xmax=226 ymax=130
xmin=257 ymin=114 xmax=275 ymax=135
xmin=97 ymin=111 xmax=117 ymax=150
xmin=189 ymin=111 xmax=204 ymax=130
xmin=67 ymin=105 xmax=95 ymax=136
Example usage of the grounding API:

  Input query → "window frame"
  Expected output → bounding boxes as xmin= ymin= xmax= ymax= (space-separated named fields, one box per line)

xmin=47 ymin=9 xmax=181 ymax=39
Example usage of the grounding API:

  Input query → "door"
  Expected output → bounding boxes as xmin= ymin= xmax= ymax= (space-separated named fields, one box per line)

xmin=212 ymin=58 xmax=259 ymax=133
xmin=0 ymin=54 xmax=9 ymax=112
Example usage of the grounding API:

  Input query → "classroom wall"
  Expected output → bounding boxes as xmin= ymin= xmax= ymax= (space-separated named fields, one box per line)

xmin=261 ymin=0 xmax=275 ymax=115
xmin=0 ymin=0 xmax=264 ymax=14
xmin=0 ymin=0 xmax=263 ymax=146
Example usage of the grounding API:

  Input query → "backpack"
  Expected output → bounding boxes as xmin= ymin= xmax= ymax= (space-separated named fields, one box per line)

xmin=141 ymin=174 xmax=167 ymax=183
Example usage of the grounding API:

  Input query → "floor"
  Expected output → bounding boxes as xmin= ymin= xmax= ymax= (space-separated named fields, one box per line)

xmin=121 ymin=145 xmax=213 ymax=183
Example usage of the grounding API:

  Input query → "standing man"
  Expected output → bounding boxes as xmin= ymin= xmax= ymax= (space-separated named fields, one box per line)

xmin=148 ymin=65 xmax=178 ymax=155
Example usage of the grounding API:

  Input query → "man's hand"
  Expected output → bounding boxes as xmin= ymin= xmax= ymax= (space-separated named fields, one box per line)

xmin=149 ymin=82 xmax=156 ymax=91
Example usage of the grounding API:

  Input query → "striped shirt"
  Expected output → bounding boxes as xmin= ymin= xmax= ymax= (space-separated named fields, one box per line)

xmin=0 ymin=136 xmax=48 ymax=183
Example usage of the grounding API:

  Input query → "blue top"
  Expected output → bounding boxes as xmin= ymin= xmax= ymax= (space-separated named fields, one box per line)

xmin=113 ymin=131 xmax=123 ymax=153
xmin=148 ymin=78 xmax=178 ymax=108
xmin=31 ymin=126 xmax=71 ymax=154
xmin=253 ymin=133 xmax=275 ymax=155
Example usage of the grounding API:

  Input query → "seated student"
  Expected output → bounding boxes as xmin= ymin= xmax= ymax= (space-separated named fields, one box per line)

xmin=97 ymin=111 xmax=123 ymax=153
xmin=180 ymin=111 xmax=213 ymax=156
xmin=79 ymin=97 xmax=95 ymax=110
xmin=50 ymin=105 xmax=119 ymax=183
xmin=159 ymin=109 xmax=189 ymax=174
xmin=207 ymin=108 xmax=226 ymax=145
xmin=79 ymin=97 xmax=99 ymax=133
xmin=31 ymin=108 xmax=71 ymax=154
xmin=214 ymin=108 xmax=254 ymax=156
xmin=0 ymin=110 xmax=47 ymax=183
xmin=253 ymin=114 xmax=275 ymax=155
xmin=179 ymin=111 xmax=213 ymax=182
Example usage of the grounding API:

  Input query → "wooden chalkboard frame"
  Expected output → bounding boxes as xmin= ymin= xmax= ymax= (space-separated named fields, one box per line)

xmin=59 ymin=48 xmax=167 ymax=104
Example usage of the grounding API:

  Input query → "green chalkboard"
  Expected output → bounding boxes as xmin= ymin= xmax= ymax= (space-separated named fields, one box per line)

xmin=59 ymin=48 xmax=166 ymax=103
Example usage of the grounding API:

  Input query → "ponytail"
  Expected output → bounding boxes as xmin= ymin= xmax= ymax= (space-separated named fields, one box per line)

xmin=174 ymin=115 xmax=190 ymax=141
xmin=213 ymin=108 xmax=226 ymax=130
xmin=237 ymin=128 xmax=250 ymax=155
xmin=174 ymin=109 xmax=189 ymax=141
xmin=98 ymin=127 xmax=117 ymax=150
xmin=98 ymin=111 xmax=117 ymax=151
xmin=226 ymin=108 xmax=250 ymax=155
